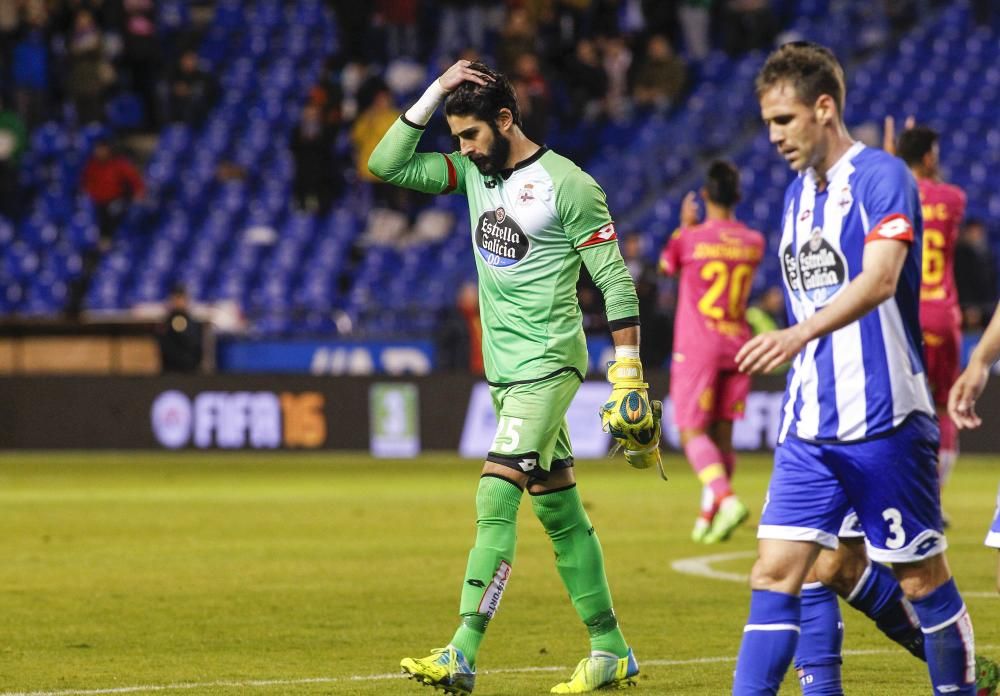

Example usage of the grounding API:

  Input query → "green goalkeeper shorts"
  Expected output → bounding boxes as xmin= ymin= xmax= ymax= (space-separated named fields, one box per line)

xmin=486 ymin=369 xmax=581 ymax=480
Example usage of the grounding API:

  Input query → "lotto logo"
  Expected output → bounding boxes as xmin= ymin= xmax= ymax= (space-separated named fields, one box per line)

xmin=517 ymin=457 xmax=538 ymax=471
xmin=578 ymin=223 xmax=618 ymax=248
xmin=878 ymin=219 xmax=911 ymax=238
xmin=596 ymin=223 xmax=616 ymax=240
xmin=867 ymin=214 xmax=913 ymax=243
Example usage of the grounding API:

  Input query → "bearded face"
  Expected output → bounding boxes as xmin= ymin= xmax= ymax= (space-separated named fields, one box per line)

xmin=468 ymin=122 xmax=511 ymax=176
xmin=447 ymin=114 xmax=513 ymax=176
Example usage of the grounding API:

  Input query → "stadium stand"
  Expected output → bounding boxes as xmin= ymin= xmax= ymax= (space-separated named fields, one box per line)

xmin=0 ymin=0 xmax=997 ymax=345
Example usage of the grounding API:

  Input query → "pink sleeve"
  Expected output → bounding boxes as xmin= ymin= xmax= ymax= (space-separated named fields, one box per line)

xmin=659 ymin=231 xmax=683 ymax=275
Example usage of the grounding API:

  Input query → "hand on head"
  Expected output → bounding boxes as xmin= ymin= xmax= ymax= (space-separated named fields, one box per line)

xmin=438 ymin=61 xmax=495 ymax=93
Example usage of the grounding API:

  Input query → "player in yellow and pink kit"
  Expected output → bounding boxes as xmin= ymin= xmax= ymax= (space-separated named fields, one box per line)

xmin=895 ymin=126 xmax=966 ymax=498
xmin=659 ymin=160 xmax=765 ymax=543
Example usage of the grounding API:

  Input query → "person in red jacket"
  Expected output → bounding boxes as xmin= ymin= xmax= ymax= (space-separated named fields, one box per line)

xmin=82 ymin=139 xmax=144 ymax=250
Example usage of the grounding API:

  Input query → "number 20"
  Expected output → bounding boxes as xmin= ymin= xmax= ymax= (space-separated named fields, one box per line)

xmin=698 ymin=262 xmax=753 ymax=320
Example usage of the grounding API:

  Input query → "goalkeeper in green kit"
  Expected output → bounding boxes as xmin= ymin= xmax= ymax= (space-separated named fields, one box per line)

xmin=368 ymin=60 xmax=662 ymax=694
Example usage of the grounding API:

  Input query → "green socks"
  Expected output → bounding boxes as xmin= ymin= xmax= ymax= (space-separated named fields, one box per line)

xmin=531 ymin=485 xmax=629 ymax=658
xmin=449 ymin=477 xmax=628 ymax=665
xmin=450 ymin=475 xmax=523 ymax=666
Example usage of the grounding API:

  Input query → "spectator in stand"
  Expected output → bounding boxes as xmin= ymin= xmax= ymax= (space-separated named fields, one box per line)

xmin=512 ymin=53 xmax=551 ymax=142
xmin=165 ymin=49 xmax=219 ymax=125
xmin=290 ymin=103 xmax=340 ymax=214
xmin=621 ymin=233 xmax=670 ymax=368
xmin=309 ymin=55 xmax=345 ymax=127
xmin=955 ymin=218 xmax=997 ymax=329
xmin=82 ymin=139 xmax=144 ymax=250
xmin=722 ymin=0 xmax=777 ymax=55
xmin=601 ymin=35 xmax=633 ymax=122
xmin=0 ymin=101 xmax=27 ymax=220
xmin=621 ymin=234 xmax=658 ymax=319
xmin=564 ymin=39 xmax=608 ymax=123
xmin=438 ymin=280 xmax=484 ymax=373
xmin=456 ymin=280 xmax=484 ymax=375
xmin=437 ymin=0 xmax=490 ymax=56
xmin=121 ymin=0 xmax=161 ymax=131
xmin=67 ymin=10 xmax=111 ymax=125
xmin=350 ymin=79 xmax=400 ymax=205
xmin=678 ymin=0 xmax=713 ymax=61
xmin=12 ymin=15 xmax=50 ymax=128
xmin=375 ymin=0 xmax=418 ymax=61
xmin=632 ymin=34 xmax=687 ymax=111
xmin=497 ymin=7 xmax=537 ymax=74
xmin=158 ymin=284 xmax=203 ymax=373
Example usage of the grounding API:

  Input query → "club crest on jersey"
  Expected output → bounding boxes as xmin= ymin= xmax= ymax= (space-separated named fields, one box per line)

xmin=476 ymin=207 xmax=529 ymax=267
xmin=836 ymin=184 xmax=853 ymax=212
xmin=782 ymin=228 xmax=847 ymax=306
xmin=517 ymin=183 xmax=535 ymax=205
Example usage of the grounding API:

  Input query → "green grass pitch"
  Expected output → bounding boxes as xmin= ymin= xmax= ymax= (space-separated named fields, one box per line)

xmin=1 ymin=451 xmax=997 ymax=695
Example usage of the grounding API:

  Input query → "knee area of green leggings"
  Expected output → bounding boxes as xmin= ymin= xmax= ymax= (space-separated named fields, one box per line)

xmin=530 ymin=487 xmax=585 ymax=530
xmin=476 ymin=475 xmax=523 ymax=523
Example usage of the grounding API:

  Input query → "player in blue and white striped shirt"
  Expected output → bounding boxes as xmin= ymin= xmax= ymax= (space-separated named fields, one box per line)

xmin=731 ymin=42 xmax=977 ymax=695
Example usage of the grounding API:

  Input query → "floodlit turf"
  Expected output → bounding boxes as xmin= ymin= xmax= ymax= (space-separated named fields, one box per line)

xmin=1 ymin=451 xmax=997 ymax=695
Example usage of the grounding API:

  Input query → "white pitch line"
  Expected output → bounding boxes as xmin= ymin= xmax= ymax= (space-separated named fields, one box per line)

xmin=671 ymin=551 xmax=999 ymax=600
xmin=670 ymin=550 xmax=754 ymax=583
xmin=5 ymin=646 xmax=1000 ymax=696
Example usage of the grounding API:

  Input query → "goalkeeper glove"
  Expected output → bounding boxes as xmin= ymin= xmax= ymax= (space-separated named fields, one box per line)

xmin=599 ymin=357 xmax=666 ymax=480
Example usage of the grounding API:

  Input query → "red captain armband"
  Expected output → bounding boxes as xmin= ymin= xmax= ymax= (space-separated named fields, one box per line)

xmin=865 ymin=213 xmax=914 ymax=244
xmin=577 ymin=222 xmax=618 ymax=249
xmin=441 ymin=154 xmax=458 ymax=194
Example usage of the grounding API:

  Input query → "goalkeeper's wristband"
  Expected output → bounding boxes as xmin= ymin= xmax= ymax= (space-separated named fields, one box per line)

xmin=404 ymin=80 xmax=449 ymax=126
xmin=615 ymin=345 xmax=640 ymax=360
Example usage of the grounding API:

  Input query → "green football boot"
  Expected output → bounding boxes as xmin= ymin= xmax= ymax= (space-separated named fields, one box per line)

xmin=550 ymin=649 xmax=639 ymax=693
xmin=703 ymin=496 xmax=750 ymax=544
xmin=400 ymin=645 xmax=476 ymax=695
xmin=691 ymin=517 xmax=712 ymax=543
xmin=977 ymin=654 xmax=1000 ymax=696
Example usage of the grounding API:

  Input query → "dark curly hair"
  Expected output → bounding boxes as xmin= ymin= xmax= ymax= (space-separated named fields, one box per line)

xmin=896 ymin=126 xmax=938 ymax=167
xmin=755 ymin=41 xmax=845 ymax=117
xmin=705 ymin=160 xmax=741 ymax=207
xmin=444 ymin=62 xmax=522 ymax=128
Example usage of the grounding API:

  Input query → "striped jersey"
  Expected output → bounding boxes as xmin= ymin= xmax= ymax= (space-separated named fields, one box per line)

xmin=777 ymin=142 xmax=934 ymax=443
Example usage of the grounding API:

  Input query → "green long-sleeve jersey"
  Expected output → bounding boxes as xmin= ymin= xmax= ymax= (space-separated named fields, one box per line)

xmin=369 ymin=117 xmax=639 ymax=386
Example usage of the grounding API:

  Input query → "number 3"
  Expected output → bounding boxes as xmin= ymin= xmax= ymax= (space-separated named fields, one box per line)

xmin=495 ymin=416 xmax=523 ymax=453
xmin=882 ymin=507 xmax=906 ymax=550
